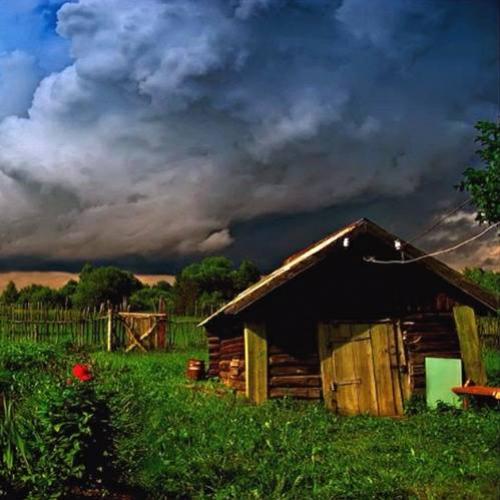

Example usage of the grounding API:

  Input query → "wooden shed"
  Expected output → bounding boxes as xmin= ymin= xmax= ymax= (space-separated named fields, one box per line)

xmin=200 ymin=219 xmax=497 ymax=416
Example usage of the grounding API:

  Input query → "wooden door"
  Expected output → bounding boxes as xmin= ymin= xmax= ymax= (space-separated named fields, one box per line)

xmin=318 ymin=323 xmax=404 ymax=416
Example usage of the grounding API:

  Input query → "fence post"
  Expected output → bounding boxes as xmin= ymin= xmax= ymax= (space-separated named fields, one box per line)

xmin=107 ymin=308 xmax=114 ymax=352
xmin=157 ymin=298 xmax=166 ymax=350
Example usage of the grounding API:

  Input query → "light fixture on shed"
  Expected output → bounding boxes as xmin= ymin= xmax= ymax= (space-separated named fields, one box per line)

xmin=394 ymin=239 xmax=402 ymax=251
xmin=343 ymin=237 xmax=350 ymax=248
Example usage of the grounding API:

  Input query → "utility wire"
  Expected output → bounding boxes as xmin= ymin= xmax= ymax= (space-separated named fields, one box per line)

xmin=406 ymin=198 xmax=472 ymax=246
xmin=364 ymin=222 xmax=499 ymax=265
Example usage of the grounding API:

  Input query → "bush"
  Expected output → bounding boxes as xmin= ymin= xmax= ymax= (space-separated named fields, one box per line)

xmin=23 ymin=380 xmax=114 ymax=497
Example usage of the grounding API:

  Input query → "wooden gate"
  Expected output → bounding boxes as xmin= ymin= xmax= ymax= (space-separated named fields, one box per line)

xmin=318 ymin=322 xmax=407 ymax=416
xmin=117 ymin=312 xmax=168 ymax=352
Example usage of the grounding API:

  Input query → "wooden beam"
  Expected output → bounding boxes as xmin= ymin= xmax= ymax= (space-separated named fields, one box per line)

xmin=244 ymin=322 xmax=268 ymax=404
xmin=317 ymin=323 xmax=335 ymax=411
xmin=453 ymin=306 xmax=487 ymax=385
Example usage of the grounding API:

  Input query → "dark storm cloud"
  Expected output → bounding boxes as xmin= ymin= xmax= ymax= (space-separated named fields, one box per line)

xmin=0 ymin=0 xmax=497 ymax=271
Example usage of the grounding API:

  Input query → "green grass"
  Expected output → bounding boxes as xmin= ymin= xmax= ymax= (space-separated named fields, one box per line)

xmin=484 ymin=348 xmax=500 ymax=386
xmin=1 ymin=342 xmax=499 ymax=498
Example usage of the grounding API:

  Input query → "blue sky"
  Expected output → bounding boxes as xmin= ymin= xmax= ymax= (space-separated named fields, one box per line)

xmin=0 ymin=0 xmax=498 ymax=273
xmin=0 ymin=0 xmax=70 ymax=71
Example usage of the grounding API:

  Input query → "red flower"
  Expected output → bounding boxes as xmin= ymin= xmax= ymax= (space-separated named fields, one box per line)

xmin=72 ymin=364 xmax=93 ymax=382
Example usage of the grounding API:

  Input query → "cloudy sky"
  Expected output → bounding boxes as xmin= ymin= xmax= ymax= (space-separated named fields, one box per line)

xmin=0 ymin=0 xmax=498 ymax=273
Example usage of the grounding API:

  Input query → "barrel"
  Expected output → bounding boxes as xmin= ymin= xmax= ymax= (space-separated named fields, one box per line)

xmin=186 ymin=359 xmax=206 ymax=381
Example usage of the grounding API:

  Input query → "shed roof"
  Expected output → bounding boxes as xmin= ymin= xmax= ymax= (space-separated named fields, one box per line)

xmin=200 ymin=218 xmax=498 ymax=326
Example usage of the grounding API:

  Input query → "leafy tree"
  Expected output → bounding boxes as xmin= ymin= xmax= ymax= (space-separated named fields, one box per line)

xmin=458 ymin=121 xmax=500 ymax=224
xmin=463 ymin=267 xmax=500 ymax=295
xmin=173 ymin=278 xmax=200 ymax=316
xmin=173 ymin=256 xmax=260 ymax=314
xmin=72 ymin=265 xmax=143 ymax=309
xmin=59 ymin=279 xmax=78 ymax=307
xmin=232 ymin=259 xmax=261 ymax=293
xmin=17 ymin=285 xmax=63 ymax=307
xmin=153 ymin=280 xmax=172 ymax=292
xmin=0 ymin=281 xmax=19 ymax=305
xmin=178 ymin=257 xmax=235 ymax=299
xmin=129 ymin=285 xmax=174 ymax=312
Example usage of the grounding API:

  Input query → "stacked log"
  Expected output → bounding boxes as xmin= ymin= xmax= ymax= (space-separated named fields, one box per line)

xmin=207 ymin=335 xmax=221 ymax=377
xmin=268 ymin=349 xmax=321 ymax=400
xmin=218 ymin=336 xmax=245 ymax=393
xmin=402 ymin=313 xmax=460 ymax=393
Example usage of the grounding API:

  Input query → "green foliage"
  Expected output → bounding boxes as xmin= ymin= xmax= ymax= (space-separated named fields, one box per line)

xmin=0 ymin=399 xmax=29 ymax=474
xmin=458 ymin=121 xmax=500 ymax=224
xmin=233 ymin=259 xmax=261 ymax=293
xmin=174 ymin=256 xmax=260 ymax=314
xmin=0 ymin=342 xmax=499 ymax=498
xmin=72 ymin=264 xmax=143 ymax=309
xmin=0 ymin=342 xmax=116 ymax=497
xmin=464 ymin=267 xmax=500 ymax=295
xmin=483 ymin=348 xmax=500 ymax=386
xmin=59 ymin=279 xmax=78 ymax=307
xmin=94 ymin=352 xmax=500 ymax=499
xmin=24 ymin=382 xmax=113 ymax=497
xmin=129 ymin=283 xmax=173 ymax=312
xmin=17 ymin=284 xmax=64 ymax=307
xmin=0 ymin=281 xmax=19 ymax=305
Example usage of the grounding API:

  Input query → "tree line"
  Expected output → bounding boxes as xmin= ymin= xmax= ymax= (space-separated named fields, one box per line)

xmin=0 ymin=257 xmax=261 ymax=315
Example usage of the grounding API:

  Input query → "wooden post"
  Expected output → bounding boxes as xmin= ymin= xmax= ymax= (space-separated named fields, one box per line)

xmin=157 ymin=298 xmax=166 ymax=350
xmin=244 ymin=322 xmax=268 ymax=404
xmin=453 ymin=306 xmax=487 ymax=385
xmin=107 ymin=308 xmax=114 ymax=352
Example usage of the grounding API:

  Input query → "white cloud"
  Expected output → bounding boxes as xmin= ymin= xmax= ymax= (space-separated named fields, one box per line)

xmin=0 ymin=51 xmax=39 ymax=119
xmin=0 ymin=0 xmax=496 ymax=264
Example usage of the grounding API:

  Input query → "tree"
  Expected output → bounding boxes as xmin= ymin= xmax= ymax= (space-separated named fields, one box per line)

xmin=458 ymin=121 xmax=500 ymax=224
xmin=172 ymin=256 xmax=261 ymax=314
xmin=129 ymin=284 xmax=174 ymax=312
xmin=232 ymin=259 xmax=261 ymax=293
xmin=72 ymin=265 xmax=143 ymax=309
xmin=17 ymin=284 xmax=63 ymax=307
xmin=59 ymin=279 xmax=78 ymax=306
xmin=178 ymin=256 xmax=235 ymax=299
xmin=463 ymin=267 xmax=500 ymax=295
xmin=0 ymin=281 xmax=19 ymax=305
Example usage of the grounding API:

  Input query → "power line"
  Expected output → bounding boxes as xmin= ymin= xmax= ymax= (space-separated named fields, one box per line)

xmin=364 ymin=222 xmax=499 ymax=265
xmin=406 ymin=198 xmax=472 ymax=246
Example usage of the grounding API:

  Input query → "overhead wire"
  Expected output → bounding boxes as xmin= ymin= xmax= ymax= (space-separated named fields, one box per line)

xmin=405 ymin=198 xmax=472 ymax=246
xmin=364 ymin=222 xmax=499 ymax=265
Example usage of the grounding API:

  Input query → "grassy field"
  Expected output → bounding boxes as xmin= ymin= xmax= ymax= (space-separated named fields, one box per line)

xmin=0 ymin=342 xmax=499 ymax=499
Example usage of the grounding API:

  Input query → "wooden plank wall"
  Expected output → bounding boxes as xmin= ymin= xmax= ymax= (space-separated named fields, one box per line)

xmin=402 ymin=313 xmax=460 ymax=394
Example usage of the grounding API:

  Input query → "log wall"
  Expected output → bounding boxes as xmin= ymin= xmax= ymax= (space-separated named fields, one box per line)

xmin=208 ymin=335 xmax=246 ymax=393
xmin=207 ymin=334 xmax=221 ymax=378
xmin=401 ymin=313 xmax=460 ymax=394
xmin=267 ymin=343 xmax=322 ymax=400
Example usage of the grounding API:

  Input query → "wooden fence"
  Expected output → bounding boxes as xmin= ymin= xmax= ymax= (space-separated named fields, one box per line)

xmin=478 ymin=315 xmax=500 ymax=349
xmin=0 ymin=304 xmax=497 ymax=352
xmin=0 ymin=305 xmax=206 ymax=351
